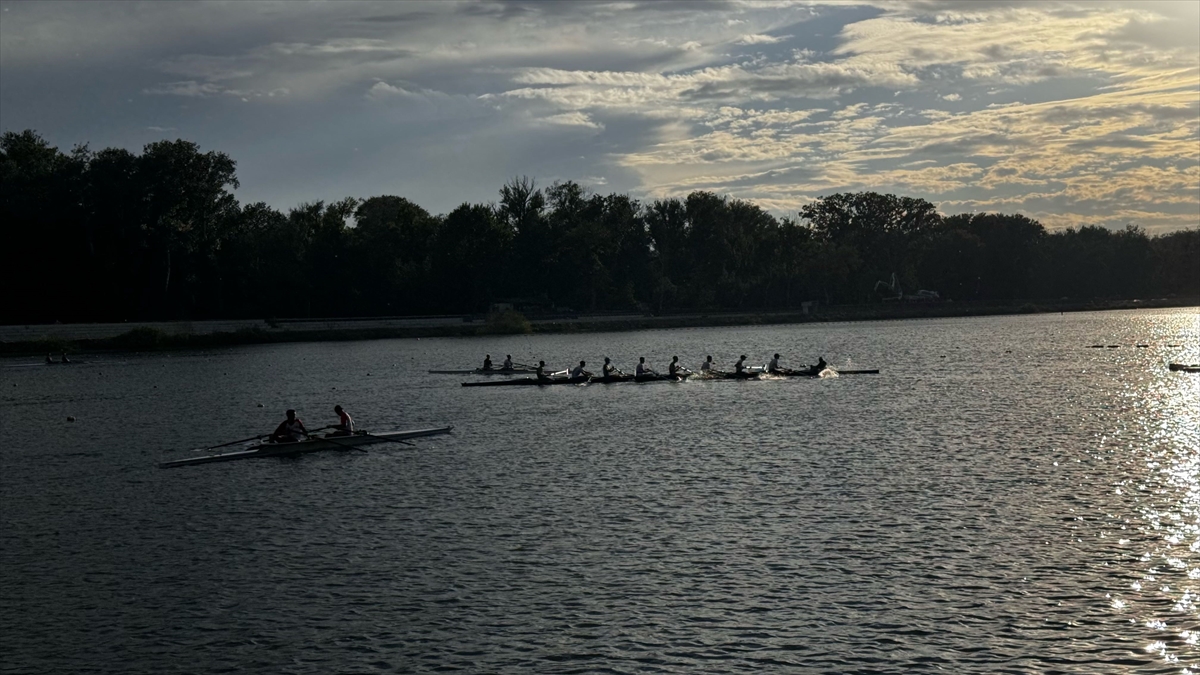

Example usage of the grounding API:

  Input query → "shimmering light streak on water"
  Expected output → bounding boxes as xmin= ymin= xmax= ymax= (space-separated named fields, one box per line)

xmin=1107 ymin=311 xmax=1200 ymax=671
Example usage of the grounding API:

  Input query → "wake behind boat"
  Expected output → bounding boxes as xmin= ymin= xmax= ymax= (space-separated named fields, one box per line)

xmin=159 ymin=427 xmax=452 ymax=469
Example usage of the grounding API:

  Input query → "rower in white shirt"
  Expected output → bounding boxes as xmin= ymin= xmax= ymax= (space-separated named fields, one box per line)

xmin=635 ymin=357 xmax=653 ymax=376
xmin=570 ymin=360 xmax=592 ymax=379
xmin=700 ymin=355 xmax=715 ymax=372
xmin=602 ymin=357 xmax=619 ymax=377
xmin=502 ymin=354 xmax=514 ymax=370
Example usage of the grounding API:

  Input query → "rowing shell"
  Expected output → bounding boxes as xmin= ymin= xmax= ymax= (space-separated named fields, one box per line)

xmin=428 ymin=368 xmax=537 ymax=375
xmin=159 ymin=427 xmax=453 ymax=469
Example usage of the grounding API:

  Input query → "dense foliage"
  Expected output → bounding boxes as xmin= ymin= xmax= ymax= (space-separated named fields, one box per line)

xmin=2 ymin=130 xmax=1196 ymax=323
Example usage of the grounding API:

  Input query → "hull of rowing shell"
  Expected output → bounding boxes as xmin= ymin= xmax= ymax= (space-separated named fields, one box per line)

xmin=159 ymin=427 xmax=453 ymax=469
xmin=699 ymin=371 xmax=763 ymax=380
xmin=462 ymin=373 xmax=693 ymax=387
xmin=770 ymin=367 xmax=826 ymax=377
xmin=635 ymin=373 xmax=690 ymax=382
xmin=428 ymin=368 xmax=538 ymax=375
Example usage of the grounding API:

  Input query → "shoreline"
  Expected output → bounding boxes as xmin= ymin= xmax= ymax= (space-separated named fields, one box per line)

xmin=2 ymin=297 xmax=1196 ymax=356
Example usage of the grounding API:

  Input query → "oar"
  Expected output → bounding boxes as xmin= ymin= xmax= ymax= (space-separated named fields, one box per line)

xmin=204 ymin=433 xmax=270 ymax=451
xmin=303 ymin=431 xmax=369 ymax=453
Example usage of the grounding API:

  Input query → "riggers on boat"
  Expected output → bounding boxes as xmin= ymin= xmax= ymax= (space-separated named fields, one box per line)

xmin=461 ymin=372 xmax=692 ymax=387
xmin=159 ymin=427 xmax=453 ymax=469
xmin=634 ymin=372 xmax=690 ymax=382
xmin=428 ymin=367 xmax=538 ymax=375
xmin=768 ymin=365 xmax=827 ymax=377
xmin=699 ymin=370 xmax=763 ymax=380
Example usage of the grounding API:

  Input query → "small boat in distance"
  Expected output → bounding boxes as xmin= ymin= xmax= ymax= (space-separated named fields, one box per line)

xmin=160 ymin=427 xmax=452 ymax=469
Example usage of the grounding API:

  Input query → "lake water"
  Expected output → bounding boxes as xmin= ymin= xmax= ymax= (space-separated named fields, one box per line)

xmin=2 ymin=308 xmax=1198 ymax=674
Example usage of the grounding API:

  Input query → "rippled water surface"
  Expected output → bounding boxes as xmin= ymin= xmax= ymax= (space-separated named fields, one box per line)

xmin=3 ymin=309 xmax=1198 ymax=674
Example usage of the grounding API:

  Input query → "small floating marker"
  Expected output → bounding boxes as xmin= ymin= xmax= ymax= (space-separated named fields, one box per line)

xmin=67 ymin=416 xmax=75 ymax=422
xmin=1107 ymin=345 xmax=1119 ymax=348
xmin=256 ymin=403 xmax=264 ymax=408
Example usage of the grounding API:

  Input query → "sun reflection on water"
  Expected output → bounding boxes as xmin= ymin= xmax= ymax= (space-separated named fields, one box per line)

xmin=1119 ymin=311 xmax=1199 ymax=670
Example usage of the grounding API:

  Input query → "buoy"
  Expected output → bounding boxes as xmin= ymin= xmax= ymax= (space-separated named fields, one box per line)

xmin=256 ymin=403 xmax=264 ymax=408
xmin=67 ymin=416 xmax=75 ymax=422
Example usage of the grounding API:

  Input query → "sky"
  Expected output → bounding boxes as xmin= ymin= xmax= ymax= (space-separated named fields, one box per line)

xmin=1 ymin=0 xmax=1198 ymax=234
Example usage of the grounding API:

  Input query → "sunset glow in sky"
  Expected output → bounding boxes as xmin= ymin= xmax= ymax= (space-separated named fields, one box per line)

xmin=2 ymin=0 xmax=1197 ymax=232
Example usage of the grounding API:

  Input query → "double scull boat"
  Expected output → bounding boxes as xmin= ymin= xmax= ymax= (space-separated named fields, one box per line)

xmin=160 ymin=427 xmax=453 ymax=469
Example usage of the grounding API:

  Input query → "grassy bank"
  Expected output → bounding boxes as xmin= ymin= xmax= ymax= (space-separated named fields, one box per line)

xmin=2 ymin=297 xmax=1195 ymax=356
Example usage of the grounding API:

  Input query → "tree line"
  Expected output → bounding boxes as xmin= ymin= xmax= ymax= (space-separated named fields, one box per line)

xmin=2 ymin=129 xmax=1196 ymax=323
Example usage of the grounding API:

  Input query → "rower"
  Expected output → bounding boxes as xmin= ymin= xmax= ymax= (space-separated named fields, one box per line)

xmin=602 ymin=357 xmax=618 ymax=377
xmin=734 ymin=355 xmax=747 ymax=373
xmin=768 ymin=353 xmax=782 ymax=374
xmin=701 ymin=355 xmax=714 ymax=372
xmin=271 ymin=409 xmax=308 ymax=443
xmin=570 ymin=360 xmax=591 ymax=379
xmin=332 ymin=404 xmax=355 ymax=436
xmin=635 ymin=357 xmax=653 ymax=376
xmin=482 ymin=354 xmax=493 ymax=370
xmin=61 ymin=353 xmax=70 ymax=364
xmin=45 ymin=353 xmax=53 ymax=364
xmin=502 ymin=354 xmax=514 ymax=370
xmin=815 ymin=356 xmax=828 ymax=371
xmin=535 ymin=360 xmax=550 ymax=381
xmin=668 ymin=356 xmax=682 ymax=377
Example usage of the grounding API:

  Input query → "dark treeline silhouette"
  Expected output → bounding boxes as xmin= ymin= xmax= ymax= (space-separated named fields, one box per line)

xmin=3 ymin=130 xmax=1196 ymax=323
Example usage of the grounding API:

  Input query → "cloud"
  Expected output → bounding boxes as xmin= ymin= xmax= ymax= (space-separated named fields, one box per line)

xmin=541 ymin=112 xmax=604 ymax=130
xmin=737 ymin=34 xmax=786 ymax=45
xmin=2 ymin=0 xmax=1196 ymax=233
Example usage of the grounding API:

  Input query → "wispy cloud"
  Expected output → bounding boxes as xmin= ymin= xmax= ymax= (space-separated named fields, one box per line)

xmin=2 ymin=0 xmax=1195 ymax=233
